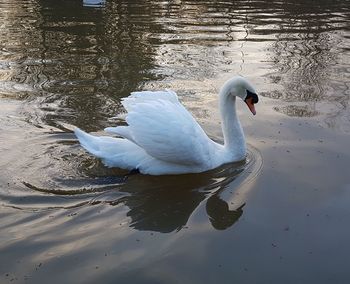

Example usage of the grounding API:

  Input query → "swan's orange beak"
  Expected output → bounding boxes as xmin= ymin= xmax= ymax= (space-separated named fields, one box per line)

xmin=245 ymin=97 xmax=256 ymax=115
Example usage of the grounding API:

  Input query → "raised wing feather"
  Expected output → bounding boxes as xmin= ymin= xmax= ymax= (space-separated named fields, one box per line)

xmin=107 ymin=90 xmax=214 ymax=166
xmin=128 ymin=89 xmax=178 ymax=103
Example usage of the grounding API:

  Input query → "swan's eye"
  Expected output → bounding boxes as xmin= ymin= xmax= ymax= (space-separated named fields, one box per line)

xmin=246 ymin=90 xmax=259 ymax=104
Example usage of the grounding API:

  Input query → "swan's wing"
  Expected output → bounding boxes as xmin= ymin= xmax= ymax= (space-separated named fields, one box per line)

xmin=127 ymin=89 xmax=179 ymax=104
xmin=106 ymin=90 xmax=214 ymax=166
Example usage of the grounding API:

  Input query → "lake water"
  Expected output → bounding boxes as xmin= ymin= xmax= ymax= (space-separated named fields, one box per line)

xmin=0 ymin=0 xmax=349 ymax=283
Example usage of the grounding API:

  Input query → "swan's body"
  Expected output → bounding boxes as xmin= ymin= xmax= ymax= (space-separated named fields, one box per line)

xmin=75 ymin=76 xmax=258 ymax=175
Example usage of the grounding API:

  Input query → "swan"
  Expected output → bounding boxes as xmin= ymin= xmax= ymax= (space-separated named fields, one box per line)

xmin=74 ymin=76 xmax=259 ymax=175
xmin=83 ymin=0 xmax=106 ymax=7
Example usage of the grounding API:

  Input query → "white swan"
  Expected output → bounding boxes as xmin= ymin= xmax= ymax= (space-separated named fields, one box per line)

xmin=74 ymin=76 xmax=259 ymax=175
xmin=83 ymin=0 xmax=105 ymax=7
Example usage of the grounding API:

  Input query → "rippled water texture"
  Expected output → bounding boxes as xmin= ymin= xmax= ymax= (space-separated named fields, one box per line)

xmin=0 ymin=1 xmax=349 ymax=283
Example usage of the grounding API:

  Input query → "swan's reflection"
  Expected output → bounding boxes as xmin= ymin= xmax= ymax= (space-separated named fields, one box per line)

xmin=206 ymin=195 xmax=245 ymax=231
xmin=22 ymin=168 xmax=245 ymax=232
xmin=102 ymin=162 xmax=247 ymax=233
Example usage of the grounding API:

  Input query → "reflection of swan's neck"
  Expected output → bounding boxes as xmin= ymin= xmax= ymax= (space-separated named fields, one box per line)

xmin=219 ymin=90 xmax=246 ymax=160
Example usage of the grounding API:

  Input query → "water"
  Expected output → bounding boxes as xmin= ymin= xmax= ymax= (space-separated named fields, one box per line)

xmin=0 ymin=0 xmax=349 ymax=283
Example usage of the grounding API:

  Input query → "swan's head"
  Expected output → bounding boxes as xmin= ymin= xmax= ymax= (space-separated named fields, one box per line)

xmin=222 ymin=76 xmax=259 ymax=115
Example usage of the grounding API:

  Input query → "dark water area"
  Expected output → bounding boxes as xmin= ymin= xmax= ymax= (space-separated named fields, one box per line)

xmin=0 ymin=0 xmax=349 ymax=283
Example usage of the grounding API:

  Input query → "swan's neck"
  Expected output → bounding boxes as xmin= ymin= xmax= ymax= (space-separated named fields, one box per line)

xmin=219 ymin=92 xmax=246 ymax=160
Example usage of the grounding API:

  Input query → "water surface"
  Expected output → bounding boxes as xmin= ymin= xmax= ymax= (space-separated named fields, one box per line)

xmin=0 ymin=0 xmax=350 ymax=283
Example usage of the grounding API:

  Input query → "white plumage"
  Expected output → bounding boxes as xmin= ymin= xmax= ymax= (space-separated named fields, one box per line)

xmin=75 ymin=76 xmax=258 ymax=175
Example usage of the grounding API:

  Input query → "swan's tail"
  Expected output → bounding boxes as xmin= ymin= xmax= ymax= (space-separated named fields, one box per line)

xmin=74 ymin=128 xmax=102 ymax=155
xmin=74 ymin=128 xmax=144 ymax=169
